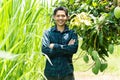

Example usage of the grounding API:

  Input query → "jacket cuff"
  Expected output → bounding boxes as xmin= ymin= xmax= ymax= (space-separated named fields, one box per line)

xmin=53 ymin=44 xmax=61 ymax=50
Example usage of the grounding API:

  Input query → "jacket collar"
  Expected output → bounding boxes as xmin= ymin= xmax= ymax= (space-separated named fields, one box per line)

xmin=51 ymin=25 xmax=69 ymax=33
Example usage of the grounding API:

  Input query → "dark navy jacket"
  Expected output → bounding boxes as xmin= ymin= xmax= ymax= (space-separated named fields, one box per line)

xmin=42 ymin=25 xmax=78 ymax=77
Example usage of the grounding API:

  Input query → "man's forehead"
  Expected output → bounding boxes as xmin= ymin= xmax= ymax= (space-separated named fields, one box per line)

xmin=55 ymin=10 xmax=66 ymax=15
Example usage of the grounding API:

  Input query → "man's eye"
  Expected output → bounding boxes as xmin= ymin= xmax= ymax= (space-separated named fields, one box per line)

xmin=62 ymin=15 xmax=65 ymax=17
xmin=56 ymin=15 xmax=65 ymax=17
xmin=57 ymin=15 xmax=60 ymax=17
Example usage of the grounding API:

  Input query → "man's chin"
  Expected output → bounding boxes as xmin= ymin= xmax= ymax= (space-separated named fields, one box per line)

xmin=57 ymin=24 xmax=65 ymax=27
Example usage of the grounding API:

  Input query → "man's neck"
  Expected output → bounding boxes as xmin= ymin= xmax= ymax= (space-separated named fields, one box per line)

xmin=57 ymin=25 xmax=65 ymax=32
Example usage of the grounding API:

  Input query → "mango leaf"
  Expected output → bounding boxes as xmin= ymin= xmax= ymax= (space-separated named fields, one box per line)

xmin=99 ymin=31 xmax=103 ymax=46
xmin=98 ymin=50 xmax=106 ymax=61
xmin=83 ymin=54 xmax=89 ymax=63
xmin=69 ymin=0 xmax=74 ymax=4
xmin=86 ymin=0 xmax=92 ymax=4
xmin=92 ymin=2 xmax=97 ymax=8
xmin=81 ymin=42 xmax=87 ymax=50
xmin=108 ymin=44 xmax=114 ymax=54
xmin=98 ymin=13 xmax=108 ymax=24
xmin=101 ymin=47 xmax=109 ymax=57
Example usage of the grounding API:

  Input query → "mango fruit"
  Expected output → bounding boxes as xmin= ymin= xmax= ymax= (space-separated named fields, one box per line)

xmin=114 ymin=6 xmax=120 ymax=19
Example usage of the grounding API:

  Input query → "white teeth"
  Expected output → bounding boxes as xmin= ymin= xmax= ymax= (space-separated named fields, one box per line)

xmin=59 ymin=21 xmax=63 ymax=23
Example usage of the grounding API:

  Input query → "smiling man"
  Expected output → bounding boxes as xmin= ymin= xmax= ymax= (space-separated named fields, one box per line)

xmin=42 ymin=6 xmax=78 ymax=80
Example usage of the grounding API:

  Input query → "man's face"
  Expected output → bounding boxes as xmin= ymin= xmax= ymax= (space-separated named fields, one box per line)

xmin=54 ymin=10 xmax=68 ymax=27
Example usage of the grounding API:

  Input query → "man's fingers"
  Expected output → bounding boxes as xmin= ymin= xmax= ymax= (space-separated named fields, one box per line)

xmin=49 ymin=43 xmax=54 ymax=49
xmin=68 ymin=39 xmax=75 ymax=45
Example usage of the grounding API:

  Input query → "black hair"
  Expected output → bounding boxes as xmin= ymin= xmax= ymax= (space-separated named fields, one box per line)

xmin=53 ymin=6 xmax=68 ymax=16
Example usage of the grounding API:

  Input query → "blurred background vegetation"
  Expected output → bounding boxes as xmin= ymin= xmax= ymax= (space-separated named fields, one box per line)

xmin=0 ymin=0 xmax=120 ymax=80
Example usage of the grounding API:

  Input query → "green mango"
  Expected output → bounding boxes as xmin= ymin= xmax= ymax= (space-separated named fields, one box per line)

xmin=88 ymin=47 xmax=93 ymax=55
xmin=100 ymin=63 xmax=108 ymax=72
xmin=92 ymin=50 xmax=98 ymax=61
xmin=114 ymin=6 xmax=120 ymax=19
xmin=83 ymin=54 xmax=89 ymax=63
xmin=92 ymin=66 xmax=99 ymax=75
xmin=95 ymin=59 xmax=101 ymax=69
xmin=108 ymin=44 xmax=114 ymax=54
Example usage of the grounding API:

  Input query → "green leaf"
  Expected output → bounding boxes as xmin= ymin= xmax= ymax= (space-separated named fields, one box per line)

xmin=98 ymin=50 xmax=106 ymax=61
xmin=81 ymin=42 xmax=87 ymax=50
xmin=83 ymin=54 xmax=89 ymax=63
xmin=92 ymin=2 xmax=97 ymax=8
xmin=100 ymin=63 xmax=108 ymax=72
xmin=69 ymin=0 xmax=74 ymax=4
xmin=99 ymin=31 xmax=103 ymax=46
xmin=108 ymin=44 xmax=114 ymax=54
xmin=98 ymin=13 xmax=108 ymax=25
xmin=86 ymin=0 xmax=92 ymax=4
xmin=101 ymin=47 xmax=109 ymax=57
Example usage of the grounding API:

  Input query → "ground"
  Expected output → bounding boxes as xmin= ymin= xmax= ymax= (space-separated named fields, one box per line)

xmin=73 ymin=48 xmax=120 ymax=80
xmin=74 ymin=71 xmax=120 ymax=80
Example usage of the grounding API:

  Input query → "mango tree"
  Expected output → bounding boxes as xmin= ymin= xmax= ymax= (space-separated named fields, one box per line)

xmin=54 ymin=0 xmax=120 ymax=74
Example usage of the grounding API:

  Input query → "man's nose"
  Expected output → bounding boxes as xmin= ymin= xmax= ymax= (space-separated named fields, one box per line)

xmin=59 ymin=16 xmax=63 ymax=19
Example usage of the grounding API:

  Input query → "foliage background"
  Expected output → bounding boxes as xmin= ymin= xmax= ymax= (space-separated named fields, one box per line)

xmin=0 ymin=0 xmax=120 ymax=80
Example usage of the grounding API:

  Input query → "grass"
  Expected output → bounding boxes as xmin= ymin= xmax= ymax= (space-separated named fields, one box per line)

xmin=0 ymin=0 xmax=53 ymax=79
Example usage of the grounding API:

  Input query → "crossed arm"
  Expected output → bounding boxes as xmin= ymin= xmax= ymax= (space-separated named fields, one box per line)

xmin=49 ymin=39 xmax=75 ymax=49
xmin=42 ymin=31 xmax=78 ymax=57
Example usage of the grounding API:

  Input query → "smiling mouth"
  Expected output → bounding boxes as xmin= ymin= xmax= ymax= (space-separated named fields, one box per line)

xmin=58 ymin=20 xmax=64 ymax=23
xmin=59 ymin=21 xmax=63 ymax=23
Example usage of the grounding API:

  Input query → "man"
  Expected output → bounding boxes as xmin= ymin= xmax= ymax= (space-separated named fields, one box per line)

xmin=42 ymin=6 xmax=78 ymax=80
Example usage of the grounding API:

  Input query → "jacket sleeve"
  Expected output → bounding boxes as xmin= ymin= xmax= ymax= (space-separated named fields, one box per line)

xmin=53 ymin=31 xmax=78 ymax=55
xmin=41 ymin=30 xmax=57 ymax=57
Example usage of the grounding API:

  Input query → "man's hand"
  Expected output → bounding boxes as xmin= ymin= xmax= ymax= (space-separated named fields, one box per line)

xmin=49 ymin=43 xmax=54 ymax=49
xmin=68 ymin=39 xmax=75 ymax=45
